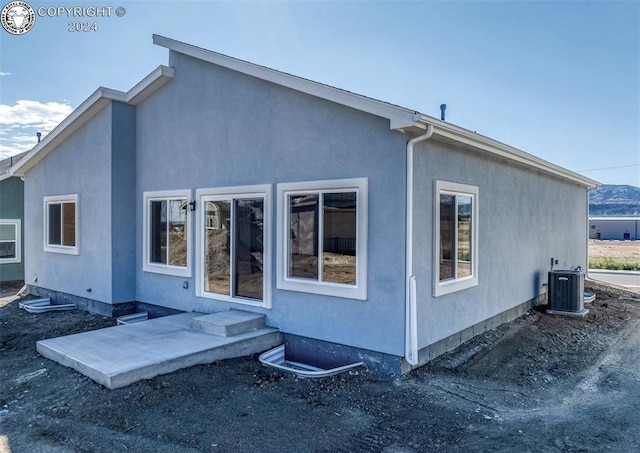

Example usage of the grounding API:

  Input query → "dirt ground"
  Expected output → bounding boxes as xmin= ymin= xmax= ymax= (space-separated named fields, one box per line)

xmin=589 ymin=240 xmax=640 ymax=261
xmin=2 ymin=281 xmax=640 ymax=453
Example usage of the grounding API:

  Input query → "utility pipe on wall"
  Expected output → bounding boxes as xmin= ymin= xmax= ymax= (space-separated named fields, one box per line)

xmin=405 ymin=124 xmax=434 ymax=366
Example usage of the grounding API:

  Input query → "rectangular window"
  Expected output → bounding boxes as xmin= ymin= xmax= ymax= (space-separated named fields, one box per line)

xmin=143 ymin=190 xmax=191 ymax=277
xmin=434 ymin=181 xmax=478 ymax=296
xmin=44 ymin=195 xmax=78 ymax=254
xmin=0 ymin=219 xmax=21 ymax=264
xmin=277 ymin=178 xmax=367 ymax=300
xmin=196 ymin=185 xmax=272 ymax=308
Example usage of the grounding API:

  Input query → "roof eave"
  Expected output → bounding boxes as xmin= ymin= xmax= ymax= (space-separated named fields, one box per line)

xmin=418 ymin=115 xmax=600 ymax=189
xmin=11 ymin=65 xmax=174 ymax=177
xmin=153 ymin=34 xmax=419 ymax=131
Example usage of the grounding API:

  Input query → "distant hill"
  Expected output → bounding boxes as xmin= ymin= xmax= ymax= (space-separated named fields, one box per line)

xmin=589 ymin=184 xmax=640 ymax=216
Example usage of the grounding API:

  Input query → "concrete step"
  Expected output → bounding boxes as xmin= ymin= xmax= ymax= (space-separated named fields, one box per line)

xmin=36 ymin=312 xmax=281 ymax=389
xmin=192 ymin=310 xmax=266 ymax=337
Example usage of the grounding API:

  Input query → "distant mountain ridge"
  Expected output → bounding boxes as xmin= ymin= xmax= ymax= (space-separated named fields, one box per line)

xmin=589 ymin=184 xmax=640 ymax=216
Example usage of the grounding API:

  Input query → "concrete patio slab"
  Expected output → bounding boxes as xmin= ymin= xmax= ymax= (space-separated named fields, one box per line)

xmin=37 ymin=312 xmax=281 ymax=389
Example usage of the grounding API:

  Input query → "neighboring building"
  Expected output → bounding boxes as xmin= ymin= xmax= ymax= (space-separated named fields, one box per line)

xmin=589 ymin=216 xmax=640 ymax=240
xmin=8 ymin=35 xmax=599 ymax=374
xmin=0 ymin=152 xmax=27 ymax=283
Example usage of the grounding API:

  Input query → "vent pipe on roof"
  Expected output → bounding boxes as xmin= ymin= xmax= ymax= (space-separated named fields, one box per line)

xmin=440 ymin=104 xmax=447 ymax=121
xmin=36 ymin=132 xmax=41 ymax=143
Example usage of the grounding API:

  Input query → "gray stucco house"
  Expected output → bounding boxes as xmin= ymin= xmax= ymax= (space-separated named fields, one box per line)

xmin=9 ymin=35 xmax=598 ymax=374
xmin=0 ymin=153 xmax=26 ymax=283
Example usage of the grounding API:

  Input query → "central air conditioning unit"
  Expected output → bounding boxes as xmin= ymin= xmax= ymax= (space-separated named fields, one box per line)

xmin=547 ymin=270 xmax=589 ymax=317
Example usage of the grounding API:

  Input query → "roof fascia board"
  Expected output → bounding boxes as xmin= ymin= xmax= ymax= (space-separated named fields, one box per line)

xmin=126 ymin=65 xmax=174 ymax=105
xmin=11 ymin=65 xmax=174 ymax=176
xmin=11 ymin=90 xmax=115 ymax=176
xmin=153 ymin=34 xmax=418 ymax=130
xmin=420 ymin=115 xmax=600 ymax=189
xmin=0 ymin=172 xmax=15 ymax=182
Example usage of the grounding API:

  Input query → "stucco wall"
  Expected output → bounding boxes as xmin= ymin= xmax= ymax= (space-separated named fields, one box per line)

xmin=412 ymin=139 xmax=588 ymax=347
xmin=24 ymin=105 xmax=114 ymax=303
xmin=135 ymin=51 xmax=408 ymax=356
xmin=0 ymin=176 xmax=25 ymax=282
xmin=111 ymin=102 xmax=137 ymax=302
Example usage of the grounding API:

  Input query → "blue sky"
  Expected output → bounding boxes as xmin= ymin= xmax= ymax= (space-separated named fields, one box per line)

xmin=1 ymin=0 xmax=638 ymax=186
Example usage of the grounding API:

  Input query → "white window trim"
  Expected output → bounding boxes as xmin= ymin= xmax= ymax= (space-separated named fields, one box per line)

xmin=0 ymin=219 xmax=21 ymax=264
xmin=433 ymin=180 xmax=479 ymax=297
xmin=43 ymin=194 xmax=79 ymax=255
xmin=277 ymin=177 xmax=368 ymax=300
xmin=143 ymin=189 xmax=192 ymax=277
xmin=195 ymin=184 xmax=272 ymax=308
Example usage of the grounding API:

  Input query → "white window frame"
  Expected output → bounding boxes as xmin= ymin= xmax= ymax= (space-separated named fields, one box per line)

xmin=195 ymin=184 xmax=272 ymax=308
xmin=0 ymin=219 xmax=21 ymax=264
xmin=433 ymin=180 xmax=479 ymax=297
xmin=277 ymin=178 xmax=368 ymax=300
xmin=143 ymin=189 xmax=192 ymax=277
xmin=44 ymin=194 xmax=79 ymax=255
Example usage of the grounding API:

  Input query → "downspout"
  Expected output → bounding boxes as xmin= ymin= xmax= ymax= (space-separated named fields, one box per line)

xmin=586 ymin=191 xmax=591 ymax=280
xmin=405 ymin=124 xmax=434 ymax=366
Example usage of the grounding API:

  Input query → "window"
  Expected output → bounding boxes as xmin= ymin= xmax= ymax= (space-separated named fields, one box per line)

xmin=434 ymin=181 xmax=478 ymax=296
xmin=277 ymin=178 xmax=367 ymax=300
xmin=196 ymin=185 xmax=272 ymax=308
xmin=143 ymin=190 xmax=191 ymax=277
xmin=0 ymin=219 xmax=21 ymax=263
xmin=44 ymin=195 xmax=78 ymax=255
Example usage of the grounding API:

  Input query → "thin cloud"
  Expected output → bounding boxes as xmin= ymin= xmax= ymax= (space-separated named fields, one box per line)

xmin=0 ymin=100 xmax=73 ymax=154
xmin=0 ymin=72 xmax=10 ymax=76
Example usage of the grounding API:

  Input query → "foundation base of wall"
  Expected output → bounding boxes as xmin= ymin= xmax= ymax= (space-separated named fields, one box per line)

xmin=27 ymin=285 xmax=135 ymax=318
xmin=409 ymin=293 xmax=546 ymax=373
xmin=282 ymin=334 xmax=405 ymax=376
xmin=26 ymin=286 xmax=184 ymax=319
xmin=26 ymin=286 xmax=547 ymax=376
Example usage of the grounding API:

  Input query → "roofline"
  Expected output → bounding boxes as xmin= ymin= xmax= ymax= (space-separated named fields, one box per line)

xmin=11 ymin=65 xmax=174 ymax=177
xmin=153 ymin=34 xmax=599 ymax=190
xmin=417 ymin=114 xmax=600 ymax=189
xmin=0 ymin=172 xmax=16 ymax=182
xmin=10 ymin=35 xmax=599 ymax=190
xmin=152 ymin=34 xmax=421 ymax=130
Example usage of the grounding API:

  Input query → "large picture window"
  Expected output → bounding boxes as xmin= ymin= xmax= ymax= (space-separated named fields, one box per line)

xmin=277 ymin=178 xmax=367 ymax=300
xmin=196 ymin=185 xmax=272 ymax=308
xmin=434 ymin=181 xmax=478 ymax=296
xmin=44 ymin=194 xmax=78 ymax=255
xmin=0 ymin=219 xmax=21 ymax=263
xmin=143 ymin=190 xmax=191 ymax=277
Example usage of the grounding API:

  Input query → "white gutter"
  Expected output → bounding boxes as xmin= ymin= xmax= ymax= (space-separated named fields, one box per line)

xmin=418 ymin=115 xmax=599 ymax=189
xmin=586 ymin=190 xmax=591 ymax=280
xmin=405 ymin=124 xmax=434 ymax=366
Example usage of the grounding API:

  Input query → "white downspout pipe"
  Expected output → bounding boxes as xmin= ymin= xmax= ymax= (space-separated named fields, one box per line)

xmin=405 ymin=124 xmax=434 ymax=367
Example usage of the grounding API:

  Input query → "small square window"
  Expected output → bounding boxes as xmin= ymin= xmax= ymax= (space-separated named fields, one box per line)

xmin=44 ymin=195 xmax=78 ymax=255
xmin=0 ymin=219 xmax=21 ymax=263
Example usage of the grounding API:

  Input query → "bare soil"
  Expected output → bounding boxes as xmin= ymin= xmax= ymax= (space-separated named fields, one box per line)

xmin=589 ymin=240 xmax=640 ymax=262
xmin=2 ymin=280 xmax=640 ymax=452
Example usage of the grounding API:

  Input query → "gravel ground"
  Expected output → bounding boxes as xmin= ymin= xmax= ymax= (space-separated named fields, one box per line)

xmin=1 ymin=280 xmax=640 ymax=452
